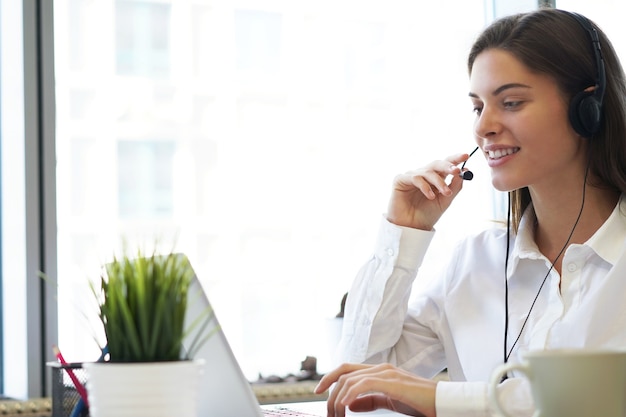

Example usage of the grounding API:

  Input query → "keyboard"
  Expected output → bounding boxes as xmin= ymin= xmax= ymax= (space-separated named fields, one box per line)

xmin=262 ymin=406 xmax=321 ymax=416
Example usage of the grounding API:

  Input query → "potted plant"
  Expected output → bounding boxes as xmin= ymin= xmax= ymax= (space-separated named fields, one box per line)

xmin=83 ymin=250 xmax=215 ymax=417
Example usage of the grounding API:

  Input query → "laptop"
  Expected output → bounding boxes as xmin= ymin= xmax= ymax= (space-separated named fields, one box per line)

xmin=182 ymin=257 xmax=401 ymax=417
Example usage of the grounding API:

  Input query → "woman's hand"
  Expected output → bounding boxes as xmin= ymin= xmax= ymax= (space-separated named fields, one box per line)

xmin=387 ymin=152 xmax=473 ymax=230
xmin=314 ymin=363 xmax=437 ymax=417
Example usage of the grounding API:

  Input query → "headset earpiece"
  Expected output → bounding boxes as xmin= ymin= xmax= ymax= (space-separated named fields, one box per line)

xmin=569 ymin=89 xmax=603 ymax=138
xmin=566 ymin=12 xmax=606 ymax=139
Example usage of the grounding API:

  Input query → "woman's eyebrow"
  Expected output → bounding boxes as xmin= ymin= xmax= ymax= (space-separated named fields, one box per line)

xmin=469 ymin=83 xmax=532 ymax=98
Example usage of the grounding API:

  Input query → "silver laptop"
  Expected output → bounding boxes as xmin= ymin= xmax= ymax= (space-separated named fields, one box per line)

xmin=183 ymin=256 xmax=400 ymax=416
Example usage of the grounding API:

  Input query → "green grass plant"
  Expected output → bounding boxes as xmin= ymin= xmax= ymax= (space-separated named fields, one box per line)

xmin=92 ymin=250 xmax=215 ymax=362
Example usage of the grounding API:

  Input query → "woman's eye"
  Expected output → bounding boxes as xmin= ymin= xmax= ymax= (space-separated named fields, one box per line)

xmin=503 ymin=100 xmax=522 ymax=109
xmin=473 ymin=106 xmax=483 ymax=115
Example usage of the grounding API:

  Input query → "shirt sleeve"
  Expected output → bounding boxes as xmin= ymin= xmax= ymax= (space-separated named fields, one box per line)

xmin=436 ymin=378 xmax=534 ymax=417
xmin=336 ymin=215 xmax=436 ymax=366
xmin=337 ymin=216 xmax=537 ymax=417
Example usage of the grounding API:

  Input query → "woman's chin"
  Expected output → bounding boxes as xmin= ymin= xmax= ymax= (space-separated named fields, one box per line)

xmin=491 ymin=176 xmax=522 ymax=193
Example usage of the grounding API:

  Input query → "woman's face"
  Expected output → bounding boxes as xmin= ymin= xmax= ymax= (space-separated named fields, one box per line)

xmin=469 ymin=48 xmax=587 ymax=193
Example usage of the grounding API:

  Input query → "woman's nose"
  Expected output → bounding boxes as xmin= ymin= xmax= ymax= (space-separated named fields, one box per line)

xmin=474 ymin=107 xmax=502 ymax=139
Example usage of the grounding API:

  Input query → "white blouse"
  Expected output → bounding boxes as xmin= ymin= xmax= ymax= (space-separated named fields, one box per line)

xmin=337 ymin=194 xmax=626 ymax=417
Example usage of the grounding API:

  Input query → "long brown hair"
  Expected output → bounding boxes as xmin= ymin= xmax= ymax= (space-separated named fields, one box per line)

xmin=468 ymin=8 xmax=626 ymax=231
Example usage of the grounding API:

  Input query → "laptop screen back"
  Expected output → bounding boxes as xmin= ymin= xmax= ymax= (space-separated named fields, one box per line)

xmin=183 ymin=261 xmax=264 ymax=417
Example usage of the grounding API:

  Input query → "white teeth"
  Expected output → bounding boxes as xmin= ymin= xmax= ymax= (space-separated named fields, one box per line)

xmin=488 ymin=148 xmax=519 ymax=159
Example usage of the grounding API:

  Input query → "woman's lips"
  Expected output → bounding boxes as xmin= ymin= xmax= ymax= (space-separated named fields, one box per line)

xmin=487 ymin=147 xmax=520 ymax=160
xmin=486 ymin=147 xmax=519 ymax=167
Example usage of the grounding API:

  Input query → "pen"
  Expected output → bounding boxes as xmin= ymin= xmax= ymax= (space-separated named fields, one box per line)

xmin=69 ymin=398 xmax=88 ymax=417
xmin=53 ymin=345 xmax=89 ymax=407
xmin=69 ymin=344 xmax=109 ymax=417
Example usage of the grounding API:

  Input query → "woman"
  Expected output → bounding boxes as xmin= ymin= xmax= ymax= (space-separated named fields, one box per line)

xmin=314 ymin=8 xmax=626 ymax=417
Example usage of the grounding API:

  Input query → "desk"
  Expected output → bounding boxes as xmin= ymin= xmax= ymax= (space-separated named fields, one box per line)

xmin=253 ymin=380 xmax=327 ymax=404
xmin=0 ymin=397 xmax=51 ymax=417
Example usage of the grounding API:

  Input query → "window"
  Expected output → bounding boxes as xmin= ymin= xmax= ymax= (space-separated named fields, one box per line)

xmin=235 ymin=10 xmax=282 ymax=76
xmin=53 ymin=0 xmax=493 ymax=380
xmin=118 ymin=140 xmax=176 ymax=218
xmin=1 ymin=0 xmax=556 ymax=400
xmin=115 ymin=1 xmax=171 ymax=77
xmin=1 ymin=0 xmax=57 ymax=399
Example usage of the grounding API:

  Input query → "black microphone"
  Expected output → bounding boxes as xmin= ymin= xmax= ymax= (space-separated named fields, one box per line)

xmin=459 ymin=146 xmax=479 ymax=181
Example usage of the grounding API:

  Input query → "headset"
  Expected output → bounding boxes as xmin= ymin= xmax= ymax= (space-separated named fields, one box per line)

xmin=567 ymin=11 xmax=606 ymax=139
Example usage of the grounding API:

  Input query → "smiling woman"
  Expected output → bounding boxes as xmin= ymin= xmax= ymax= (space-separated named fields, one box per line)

xmin=314 ymin=8 xmax=626 ymax=417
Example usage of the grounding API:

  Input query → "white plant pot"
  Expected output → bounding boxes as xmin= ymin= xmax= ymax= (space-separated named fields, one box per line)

xmin=83 ymin=360 xmax=204 ymax=417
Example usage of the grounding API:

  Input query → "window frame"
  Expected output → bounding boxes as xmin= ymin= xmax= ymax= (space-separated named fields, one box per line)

xmin=0 ymin=0 xmax=57 ymax=399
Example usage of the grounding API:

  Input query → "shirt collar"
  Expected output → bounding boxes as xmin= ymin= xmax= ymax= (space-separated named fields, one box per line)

xmin=507 ymin=194 xmax=626 ymax=276
xmin=586 ymin=193 xmax=626 ymax=265
xmin=509 ymin=205 xmax=540 ymax=270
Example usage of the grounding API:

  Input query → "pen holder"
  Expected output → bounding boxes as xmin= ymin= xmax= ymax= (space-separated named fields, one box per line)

xmin=48 ymin=362 xmax=90 ymax=417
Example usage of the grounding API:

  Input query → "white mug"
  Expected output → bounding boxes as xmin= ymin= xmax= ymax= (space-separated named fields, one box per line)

xmin=489 ymin=349 xmax=626 ymax=417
